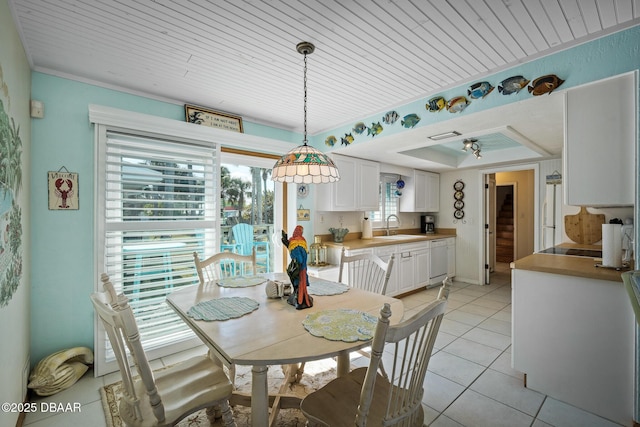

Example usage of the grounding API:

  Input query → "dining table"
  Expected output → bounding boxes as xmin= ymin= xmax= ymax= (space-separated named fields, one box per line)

xmin=166 ymin=272 xmax=404 ymax=427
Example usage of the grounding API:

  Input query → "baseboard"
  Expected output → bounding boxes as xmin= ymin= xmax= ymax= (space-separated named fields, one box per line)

xmin=15 ymin=392 xmax=28 ymax=427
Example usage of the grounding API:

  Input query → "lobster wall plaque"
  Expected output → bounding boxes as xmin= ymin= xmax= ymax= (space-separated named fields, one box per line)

xmin=48 ymin=166 xmax=78 ymax=210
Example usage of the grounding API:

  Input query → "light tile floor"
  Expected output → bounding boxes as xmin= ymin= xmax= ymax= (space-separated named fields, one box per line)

xmin=23 ymin=263 xmax=625 ymax=426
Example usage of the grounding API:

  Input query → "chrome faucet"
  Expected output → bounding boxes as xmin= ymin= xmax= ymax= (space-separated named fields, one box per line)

xmin=385 ymin=214 xmax=400 ymax=236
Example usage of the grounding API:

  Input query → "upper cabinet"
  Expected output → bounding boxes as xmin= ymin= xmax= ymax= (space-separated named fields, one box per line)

xmin=400 ymin=169 xmax=440 ymax=212
xmin=316 ymin=154 xmax=379 ymax=211
xmin=564 ymin=72 xmax=636 ymax=206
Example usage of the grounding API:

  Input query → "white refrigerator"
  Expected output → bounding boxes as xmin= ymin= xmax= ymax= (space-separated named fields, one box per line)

xmin=542 ymin=179 xmax=563 ymax=250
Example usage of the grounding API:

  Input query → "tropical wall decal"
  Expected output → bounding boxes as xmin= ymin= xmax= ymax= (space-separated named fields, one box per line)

xmin=0 ymin=94 xmax=23 ymax=307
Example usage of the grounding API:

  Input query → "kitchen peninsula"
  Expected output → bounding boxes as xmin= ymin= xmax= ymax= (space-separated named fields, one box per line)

xmin=511 ymin=248 xmax=635 ymax=426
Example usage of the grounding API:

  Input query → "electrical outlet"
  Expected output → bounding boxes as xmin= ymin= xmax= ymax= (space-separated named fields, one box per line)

xmin=411 ymin=218 xmax=416 ymax=226
xmin=319 ymin=214 xmax=324 ymax=223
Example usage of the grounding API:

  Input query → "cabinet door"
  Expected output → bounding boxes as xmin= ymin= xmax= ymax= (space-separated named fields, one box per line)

xmin=414 ymin=249 xmax=430 ymax=288
xmin=564 ymin=72 xmax=636 ymax=206
xmin=397 ymin=251 xmax=415 ymax=293
xmin=358 ymin=159 xmax=380 ymax=211
xmin=333 ymin=155 xmax=358 ymax=210
xmin=414 ymin=170 xmax=428 ymax=212
xmin=425 ymin=172 xmax=440 ymax=212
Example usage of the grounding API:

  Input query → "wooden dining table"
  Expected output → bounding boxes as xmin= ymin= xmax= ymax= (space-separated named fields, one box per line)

xmin=166 ymin=272 xmax=404 ymax=427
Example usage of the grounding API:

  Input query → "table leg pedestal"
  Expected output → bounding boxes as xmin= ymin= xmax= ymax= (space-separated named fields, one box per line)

xmin=251 ymin=365 xmax=269 ymax=427
xmin=336 ymin=351 xmax=350 ymax=377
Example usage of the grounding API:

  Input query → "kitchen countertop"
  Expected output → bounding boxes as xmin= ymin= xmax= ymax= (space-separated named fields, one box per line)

xmin=323 ymin=232 xmax=455 ymax=250
xmin=512 ymin=243 xmax=632 ymax=283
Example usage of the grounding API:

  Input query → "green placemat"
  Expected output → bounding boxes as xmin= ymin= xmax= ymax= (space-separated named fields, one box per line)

xmin=308 ymin=279 xmax=350 ymax=296
xmin=216 ymin=275 xmax=266 ymax=288
xmin=302 ymin=308 xmax=377 ymax=342
xmin=187 ymin=297 xmax=259 ymax=321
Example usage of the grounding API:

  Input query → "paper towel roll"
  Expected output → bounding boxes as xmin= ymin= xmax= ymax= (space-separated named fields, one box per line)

xmin=362 ymin=217 xmax=372 ymax=239
xmin=602 ymin=224 xmax=622 ymax=268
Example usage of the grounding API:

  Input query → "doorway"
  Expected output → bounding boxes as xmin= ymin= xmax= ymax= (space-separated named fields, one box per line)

xmin=482 ymin=166 xmax=538 ymax=285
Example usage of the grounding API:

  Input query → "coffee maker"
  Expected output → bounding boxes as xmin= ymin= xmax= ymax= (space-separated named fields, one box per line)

xmin=421 ymin=215 xmax=436 ymax=234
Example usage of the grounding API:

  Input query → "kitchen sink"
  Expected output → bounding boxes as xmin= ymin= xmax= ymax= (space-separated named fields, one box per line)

xmin=374 ymin=234 xmax=419 ymax=240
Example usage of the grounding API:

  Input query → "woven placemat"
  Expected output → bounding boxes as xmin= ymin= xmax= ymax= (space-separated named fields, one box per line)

xmin=187 ymin=297 xmax=259 ymax=321
xmin=302 ymin=308 xmax=377 ymax=342
xmin=308 ymin=279 xmax=349 ymax=296
xmin=216 ymin=275 xmax=266 ymax=288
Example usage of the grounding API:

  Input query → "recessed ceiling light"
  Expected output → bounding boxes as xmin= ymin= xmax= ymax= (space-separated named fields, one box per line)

xmin=428 ymin=131 xmax=461 ymax=141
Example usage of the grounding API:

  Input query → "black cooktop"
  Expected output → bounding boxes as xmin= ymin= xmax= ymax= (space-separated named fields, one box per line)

xmin=538 ymin=247 xmax=602 ymax=258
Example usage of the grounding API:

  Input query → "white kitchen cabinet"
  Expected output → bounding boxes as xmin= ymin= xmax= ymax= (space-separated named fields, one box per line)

xmin=564 ymin=72 xmax=636 ymax=206
xmin=414 ymin=248 xmax=430 ymax=287
xmin=400 ymin=169 xmax=440 ymax=212
xmin=512 ymin=268 xmax=634 ymax=425
xmin=396 ymin=250 xmax=416 ymax=294
xmin=316 ymin=154 xmax=380 ymax=211
xmin=396 ymin=242 xmax=431 ymax=293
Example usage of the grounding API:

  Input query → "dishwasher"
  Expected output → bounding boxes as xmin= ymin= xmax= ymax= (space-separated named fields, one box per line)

xmin=429 ymin=239 xmax=448 ymax=286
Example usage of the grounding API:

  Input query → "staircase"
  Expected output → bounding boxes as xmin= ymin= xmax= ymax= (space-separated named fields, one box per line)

xmin=496 ymin=193 xmax=514 ymax=263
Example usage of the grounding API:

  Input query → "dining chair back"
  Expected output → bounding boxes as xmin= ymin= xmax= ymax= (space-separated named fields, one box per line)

xmin=231 ymin=223 xmax=270 ymax=272
xmin=338 ymin=247 xmax=395 ymax=295
xmin=90 ymin=273 xmax=236 ymax=427
xmin=300 ymin=279 xmax=450 ymax=427
xmin=193 ymin=247 xmax=256 ymax=284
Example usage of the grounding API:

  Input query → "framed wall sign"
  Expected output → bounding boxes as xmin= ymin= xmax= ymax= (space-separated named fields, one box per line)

xmin=48 ymin=167 xmax=79 ymax=210
xmin=185 ymin=104 xmax=244 ymax=133
xmin=297 ymin=205 xmax=310 ymax=221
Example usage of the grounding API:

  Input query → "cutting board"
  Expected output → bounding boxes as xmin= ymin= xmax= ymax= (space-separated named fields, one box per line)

xmin=564 ymin=207 xmax=605 ymax=244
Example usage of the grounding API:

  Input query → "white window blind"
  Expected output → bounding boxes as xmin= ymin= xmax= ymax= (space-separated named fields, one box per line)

xmin=102 ymin=131 xmax=218 ymax=353
xmin=370 ymin=175 xmax=399 ymax=227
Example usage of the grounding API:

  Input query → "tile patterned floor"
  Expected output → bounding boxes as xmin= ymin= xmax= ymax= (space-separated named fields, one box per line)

xmin=23 ymin=263 xmax=625 ymax=426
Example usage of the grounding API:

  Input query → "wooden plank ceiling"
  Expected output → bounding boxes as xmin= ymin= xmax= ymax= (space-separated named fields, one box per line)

xmin=9 ymin=0 xmax=640 ymax=135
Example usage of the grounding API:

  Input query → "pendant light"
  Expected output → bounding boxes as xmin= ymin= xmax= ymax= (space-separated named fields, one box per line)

xmin=272 ymin=42 xmax=340 ymax=184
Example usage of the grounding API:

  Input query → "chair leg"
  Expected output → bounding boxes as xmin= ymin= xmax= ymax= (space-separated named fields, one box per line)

xmin=206 ymin=402 xmax=236 ymax=427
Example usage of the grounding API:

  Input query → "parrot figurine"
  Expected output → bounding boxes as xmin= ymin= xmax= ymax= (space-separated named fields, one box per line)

xmin=282 ymin=225 xmax=313 ymax=309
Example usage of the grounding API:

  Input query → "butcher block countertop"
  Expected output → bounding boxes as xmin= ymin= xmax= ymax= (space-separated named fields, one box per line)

xmin=512 ymin=243 xmax=632 ymax=283
xmin=321 ymin=228 xmax=456 ymax=250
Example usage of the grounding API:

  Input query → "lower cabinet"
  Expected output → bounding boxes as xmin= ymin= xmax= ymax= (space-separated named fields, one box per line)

xmin=375 ymin=245 xmax=398 ymax=296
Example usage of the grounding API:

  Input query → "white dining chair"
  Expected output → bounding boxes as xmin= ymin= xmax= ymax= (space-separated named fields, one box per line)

xmin=90 ymin=273 xmax=236 ymax=427
xmin=300 ymin=279 xmax=450 ymax=426
xmin=193 ymin=247 xmax=256 ymax=284
xmin=338 ymin=247 xmax=395 ymax=295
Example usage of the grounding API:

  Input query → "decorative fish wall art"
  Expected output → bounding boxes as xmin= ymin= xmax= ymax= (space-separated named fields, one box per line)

xmin=447 ymin=96 xmax=470 ymax=113
xmin=426 ymin=96 xmax=446 ymax=112
xmin=498 ymin=75 xmax=530 ymax=95
xmin=382 ymin=111 xmax=399 ymax=125
xmin=528 ymin=74 xmax=564 ymax=96
xmin=341 ymin=133 xmax=354 ymax=146
xmin=352 ymin=122 xmax=367 ymax=134
xmin=368 ymin=122 xmax=383 ymax=137
xmin=401 ymin=114 xmax=421 ymax=128
xmin=467 ymin=81 xmax=494 ymax=99
xmin=325 ymin=135 xmax=337 ymax=147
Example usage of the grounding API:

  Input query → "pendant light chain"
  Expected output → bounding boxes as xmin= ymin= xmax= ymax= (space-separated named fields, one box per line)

xmin=303 ymin=50 xmax=308 ymax=145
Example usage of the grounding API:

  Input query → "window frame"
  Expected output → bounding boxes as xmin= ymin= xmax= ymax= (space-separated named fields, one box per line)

xmin=369 ymin=174 xmax=400 ymax=229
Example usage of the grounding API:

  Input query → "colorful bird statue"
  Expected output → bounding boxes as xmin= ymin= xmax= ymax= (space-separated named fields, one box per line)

xmin=281 ymin=225 xmax=313 ymax=309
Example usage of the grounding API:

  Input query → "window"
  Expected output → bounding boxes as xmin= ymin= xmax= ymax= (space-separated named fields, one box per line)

xmin=95 ymin=129 xmax=218 ymax=374
xmin=369 ymin=175 xmax=399 ymax=228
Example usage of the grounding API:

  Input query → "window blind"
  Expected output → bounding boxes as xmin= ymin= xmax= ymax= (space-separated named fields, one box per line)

xmin=103 ymin=131 xmax=218 ymax=351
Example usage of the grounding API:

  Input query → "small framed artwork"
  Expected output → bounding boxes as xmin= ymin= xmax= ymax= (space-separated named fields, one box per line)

xmin=297 ymin=206 xmax=310 ymax=221
xmin=48 ymin=168 xmax=79 ymax=210
xmin=185 ymin=104 xmax=243 ymax=133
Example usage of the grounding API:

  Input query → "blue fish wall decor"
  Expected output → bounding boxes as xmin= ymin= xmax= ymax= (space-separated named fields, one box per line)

xmin=467 ymin=81 xmax=494 ymax=99
xmin=401 ymin=113 xmax=421 ymax=128
xmin=498 ymin=75 xmax=530 ymax=95
xmin=352 ymin=122 xmax=367 ymax=134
